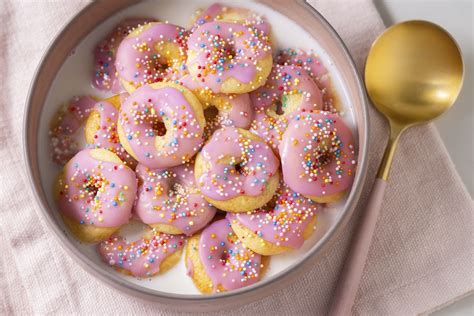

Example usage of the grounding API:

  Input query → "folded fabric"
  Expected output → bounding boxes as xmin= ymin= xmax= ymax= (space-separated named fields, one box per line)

xmin=0 ymin=0 xmax=472 ymax=315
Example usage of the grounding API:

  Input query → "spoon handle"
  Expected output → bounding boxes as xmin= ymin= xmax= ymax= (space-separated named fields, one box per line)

xmin=328 ymin=179 xmax=387 ymax=316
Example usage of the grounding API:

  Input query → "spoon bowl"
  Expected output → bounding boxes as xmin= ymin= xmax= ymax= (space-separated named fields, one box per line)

xmin=365 ymin=20 xmax=464 ymax=126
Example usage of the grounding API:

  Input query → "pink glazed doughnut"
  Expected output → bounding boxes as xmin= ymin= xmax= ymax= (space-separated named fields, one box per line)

xmin=55 ymin=149 xmax=137 ymax=242
xmin=186 ymin=21 xmax=273 ymax=94
xmin=118 ymin=82 xmax=206 ymax=169
xmin=250 ymin=64 xmax=324 ymax=152
xmin=185 ymin=218 xmax=266 ymax=293
xmin=50 ymin=96 xmax=97 ymax=165
xmin=279 ymin=111 xmax=357 ymax=203
xmin=227 ymin=184 xmax=318 ymax=255
xmin=115 ymin=22 xmax=188 ymax=93
xmin=276 ymin=48 xmax=334 ymax=110
xmin=134 ymin=163 xmax=217 ymax=235
xmin=194 ymin=127 xmax=280 ymax=213
xmin=99 ymin=230 xmax=185 ymax=278
xmin=93 ymin=18 xmax=155 ymax=92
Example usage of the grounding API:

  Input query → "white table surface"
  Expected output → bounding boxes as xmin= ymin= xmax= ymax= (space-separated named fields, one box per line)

xmin=375 ymin=1 xmax=474 ymax=314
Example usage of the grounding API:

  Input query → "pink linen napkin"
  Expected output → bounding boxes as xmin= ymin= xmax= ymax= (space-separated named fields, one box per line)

xmin=0 ymin=0 xmax=472 ymax=315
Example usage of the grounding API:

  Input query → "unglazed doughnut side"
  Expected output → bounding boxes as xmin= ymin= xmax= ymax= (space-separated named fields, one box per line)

xmin=185 ymin=234 xmax=222 ymax=294
xmin=61 ymin=213 xmax=120 ymax=243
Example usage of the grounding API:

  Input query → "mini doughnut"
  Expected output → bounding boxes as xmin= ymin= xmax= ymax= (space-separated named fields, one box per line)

xmin=177 ymin=75 xmax=253 ymax=130
xmin=55 ymin=149 xmax=137 ymax=242
xmin=185 ymin=218 xmax=266 ymax=293
xmin=194 ymin=127 xmax=280 ymax=213
xmin=276 ymin=48 xmax=334 ymax=110
xmin=93 ymin=18 xmax=155 ymax=92
xmin=115 ymin=22 xmax=188 ymax=93
xmin=193 ymin=3 xmax=270 ymax=35
xmin=279 ymin=111 xmax=356 ymax=203
xmin=117 ymin=82 xmax=206 ymax=169
xmin=84 ymin=95 xmax=137 ymax=167
xmin=249 ymin=64 xmax=324 ymax=152
xmin=99 ymin=229 xmax=184 ymax=277
xmin=134 ymin=162 xmax=217 ymax=235
xmin=186 ymin=21 xmax=273 ymax=94
xmin=227 ymin=184 xmax=318 ymax=255
xmin=50 ymin=96 xmax=97 ymax=165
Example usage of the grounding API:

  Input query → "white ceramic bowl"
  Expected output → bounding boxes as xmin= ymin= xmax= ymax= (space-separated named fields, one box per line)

xmin=24 ymin=0 xmax=368 ymax=311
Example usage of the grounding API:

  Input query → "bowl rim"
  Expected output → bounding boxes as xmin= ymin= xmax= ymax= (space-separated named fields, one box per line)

xmin=23 ymin=0 xmax=369 ymax=307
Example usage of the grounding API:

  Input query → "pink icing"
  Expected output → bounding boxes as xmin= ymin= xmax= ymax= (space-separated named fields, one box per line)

xmin=249 ymin=110 xmax=290 ymax=153
xmin=276 ymin=48 xmax=334 ymax=110
xmin=186 ymin=21 xmax=272 ymax=93
xmin=50 ymin=96 xmax=97 ymax=165
xmin=176 ymin=75 xmax=253 ymax=129
xmin=216 ymin=93 xmax=253 ymax=128
xmin=197 ymin=127 xmax=279 ymax=201
xmin=57 ymin=149 xmax=137 ymax=227
xmin=115 ymin=22 xmax=188 ymax=88
xmin=249 ymin=64 xmax=323 ymax=151
xmin=193 ymin=3 xmax=270 ymax=35
xmin=279 ymin=111 xmax=356 ymax=198
xmin=134 ymin=163 xmax=216 ymax=235
xmin=93 ymin=18 xmax=155 ymax=92
xmin=198 ymin=218 xmax=263 ymax=291
xmin=250 ymin=64 xmax=323 ymax=112
xmin=119 ymin=84 xmax=205 ymax=169
xmin=98 ymin=232 xmax=184 ymax=277
xmin=227 ymin=184 xmax=318 ymax=249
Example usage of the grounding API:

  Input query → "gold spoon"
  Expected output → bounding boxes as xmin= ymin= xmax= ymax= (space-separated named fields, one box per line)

xmin=328 ymin=20 xmax=464 ymax=315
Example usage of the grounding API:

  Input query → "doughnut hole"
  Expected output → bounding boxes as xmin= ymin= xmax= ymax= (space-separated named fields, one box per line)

xmin=203 ymin=106 xmax=220 ymax=139
xmin=265 ymin=93 xmax=305 ymax=120
xmin=302 ymin=138 xmax=347 ymax=203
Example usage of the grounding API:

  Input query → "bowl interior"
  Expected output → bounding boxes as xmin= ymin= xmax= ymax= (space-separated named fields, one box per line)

xmin=27 ymin=0 xmax=367 ymax=301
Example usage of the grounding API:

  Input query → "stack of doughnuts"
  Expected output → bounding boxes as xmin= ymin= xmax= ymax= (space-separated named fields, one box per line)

xmin=50 ymin=3 xmax=357 ymax=294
